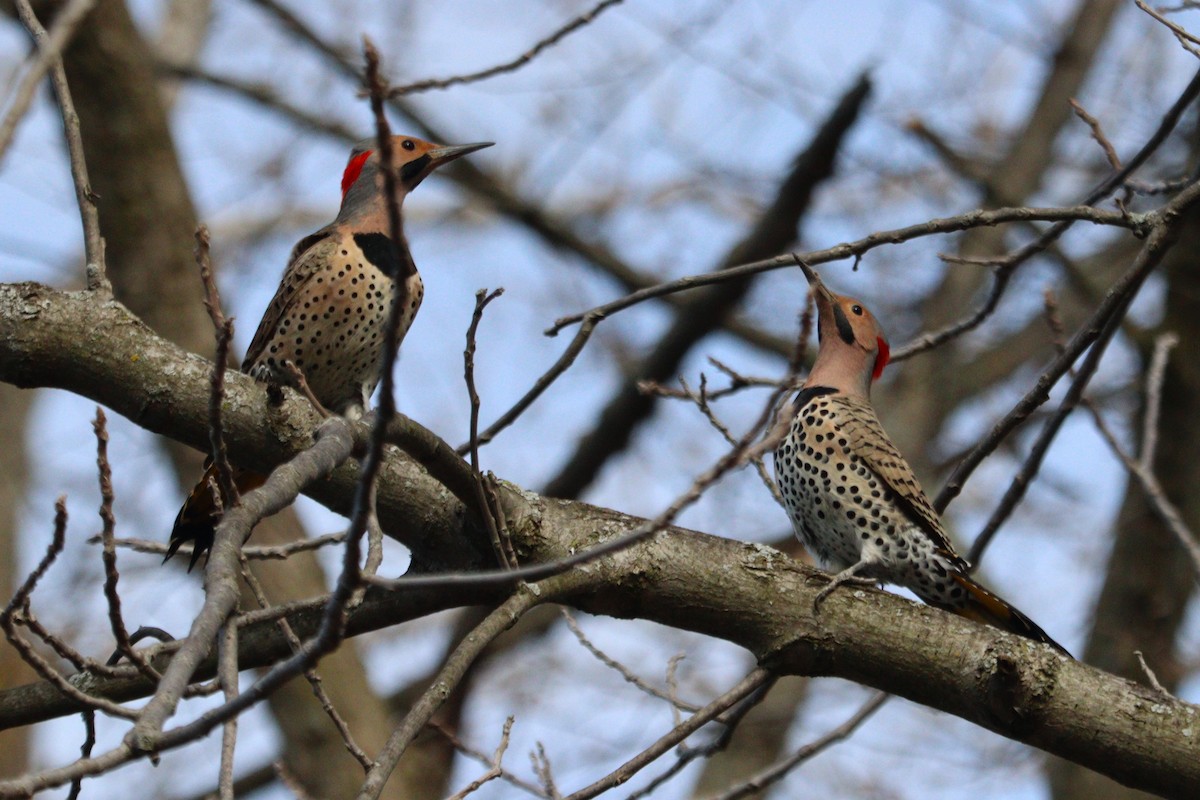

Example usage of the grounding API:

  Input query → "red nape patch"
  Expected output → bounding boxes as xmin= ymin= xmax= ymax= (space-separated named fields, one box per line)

xmin=872 ymin=337 xmax=890 ymax=381
xmin=341 ymin=150 xmax=373 ymax=198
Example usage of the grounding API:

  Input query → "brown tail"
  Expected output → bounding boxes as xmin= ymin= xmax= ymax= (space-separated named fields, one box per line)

xmin=947 ymin=573 xmax=1071 ymax=657
xmin=166 ymin=463 xmax=267 ymax=572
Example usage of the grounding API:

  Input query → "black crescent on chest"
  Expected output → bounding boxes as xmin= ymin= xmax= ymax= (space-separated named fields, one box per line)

xmin=353 ymin=232 xmax=404 ymax=278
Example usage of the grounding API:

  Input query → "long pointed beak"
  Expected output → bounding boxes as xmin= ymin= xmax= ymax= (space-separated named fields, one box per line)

xmin=795 ymin=259 xmax=837 ymax=304
xmin=428 ymin=141 xmax=494 ymax=168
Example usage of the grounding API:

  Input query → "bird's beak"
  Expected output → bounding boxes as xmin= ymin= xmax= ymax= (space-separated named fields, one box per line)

xmin=795 ymin=260 xmax=837 ymax=305
xmin=427 ymin=141 xmax=494 ymax=168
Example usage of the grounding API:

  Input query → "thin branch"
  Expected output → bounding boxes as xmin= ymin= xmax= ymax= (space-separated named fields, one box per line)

xmin=561 ymin=610 xmax=700 ymax=713
xmin=562 ymin=668 xmax=774 ymax=800
xmin=545 ymin=206 xmax=1145 ymax=338
xmin=217 ymin=621 xmax=239 ymax=800
xmin=966 ymin=257 xmax=1153 ymax=564
xmin=706 ymin=692 xmax=888 ymax=800
xmin=431 ymin=721 xmax=549 ymax=798
xmin=390 ymin=0 xmax=626 ymax=95
xmin=127 ymin=416 xmax=356 ymax=750
xmin=626 ymin=673 xmax=777 ymax=800
xmin=940 ymin=174 xmax=1200 ymax=518
xmin=196 ymin=225 xmax=239 ymax=505
xmin=13 ymin=0 xmax=108 ymax=291
xmin=461 ymin=316 xmax=597 ymax=454
xmin=238 ymin=555 xmax=372 ymax=770
xmin=65 ymin=708 xmax=95 ymax=800
xmin=1139 ymin=332 xmax=1178 ymax=469
xmin=444 ymin=717 xmax=514 ymax=800
xmin=1069 ymin=98 xmax=1122 ymax=171
xmin=532 ymin=743 xmax=562 ymax=800
xmin=1137 ymin=0 xmax=1200 ymax=58
xmin=0 ymin=0 xmax=95 ymax=162
xmin=93 ymin=409 xmax=158 ymax=684
xmin=1079 ymin=334 xmax=1200 ymax=583
xmin=1134 ymin=651 xmax=1171 ymax=696
xmin=899 ymin=64 xmax=1200 ymax=362
xmin=464 ymin=288 xmax=515 ymax=568
xmin=355 ymin=588 xmax=542 ymax=800
xmin=0 ymin=500 xmax=137 ymax=720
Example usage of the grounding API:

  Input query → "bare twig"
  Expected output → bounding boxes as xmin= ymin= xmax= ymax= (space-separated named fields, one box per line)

xmin=390 ymin=0 xmax=626 ymax=95
xmin=1134 ymin=650 xmax=1171 ymax=696
xmin=126 ymin=416 xmax=356 ymax=751
xmin=1140 ymin=332 xmax=1179 ymax=469
xmin=13 ymin=0 xmax=108 ymax=291
xmin=532 ymin=743 xmax=562 ymax=800
xmin=238 ymin=555 xmax=372 ymax=769
xmin=275 ymin=761 xmax=316 ymax=800
xmin=196 ymin=226 xmax=240 ymax=506
xmin=630 ymin=673 xmax=778 ymax=800
xmin=546 ymin=206 xmax=1145 ymax=339
xmin=430 ymin=721 xmax=549 ymax=798
xmin=445 ymin=717 xmax=515 ymax=800
xmin=706 ymin=375 xmax=782 ymax=503
xmin=282 ymin=360 xmax=332 ymax=418
xmin=941 ymin=174 xmax=1200 ymax=520
xmin=966 ymin=257 xmax=1152 ymax=564
xmin=1137 ymin=0 xmax=1200 ymax=58
xmin=464 ymin=288 xmax=515 ymax=568
xmin=1070 ymin=98 xmax=1122 ymax=170
xmin=1 ymin=500 xmax=138 ymax=720
xmin=901 ymin=64 xmax=1200 ymax=363
xmin=562 ymin=668 xmax=774 ymax=800
xmin=705 ymin=692 xmax=888 ymax=800
xmin=97 ymin=531 xmax=349 ymax=560
xmin=0 ymin=0 xmax=95 ymax=162
xmin=1080 ymin=337 xmax=1200 ymax=582
xmin=217 ymin=621 xmax=239 ymax=800
xmin=65 ymin=707 xmax=95 ymax=800
xmin=561 ymin=610 xmax=700 ymax=713
xmin=355 ymin=588 xmax=542 ymax=799
xmin=93 ymin=408 xmax=159 ymax=684
xmin=461 ymin=316 xmax=598 ymax=454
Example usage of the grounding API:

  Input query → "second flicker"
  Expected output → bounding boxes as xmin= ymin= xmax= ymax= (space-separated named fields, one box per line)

xmin=773 ymin=263 xmax=1068 ymax=655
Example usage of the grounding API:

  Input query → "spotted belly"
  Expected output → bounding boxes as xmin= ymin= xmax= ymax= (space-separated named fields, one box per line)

xmin=249 ymin=262 xmax=423 ymax=414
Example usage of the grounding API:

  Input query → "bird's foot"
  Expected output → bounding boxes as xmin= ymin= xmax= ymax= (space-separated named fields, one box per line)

xmin=812 ymin=569 xmax=877 ymax=613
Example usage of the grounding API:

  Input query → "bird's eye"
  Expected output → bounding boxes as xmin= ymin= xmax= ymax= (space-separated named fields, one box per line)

xmin=401 ymin=139 xmax=416 ymax=151
xmin=851 ymin=304 xmax=863 ymax=315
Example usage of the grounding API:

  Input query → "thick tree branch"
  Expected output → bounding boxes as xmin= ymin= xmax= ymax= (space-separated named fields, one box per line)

xmin=0 ymin=283 xmax=1196 ymax=795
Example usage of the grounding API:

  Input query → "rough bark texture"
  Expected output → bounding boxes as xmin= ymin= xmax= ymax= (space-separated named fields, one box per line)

xmin=0 ymin=284 xmax=1196 ymax=797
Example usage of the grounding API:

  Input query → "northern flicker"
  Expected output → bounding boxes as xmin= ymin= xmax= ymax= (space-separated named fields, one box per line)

xmin=773 ymin=264 xmax=1067 ymax=654
xmin=166 ymin=135 xmax=492 ymax=570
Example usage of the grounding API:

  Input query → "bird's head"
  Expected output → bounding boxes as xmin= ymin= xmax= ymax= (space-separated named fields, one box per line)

xmin=797 ymin=262 xmax=890 ymax=396
xmin=340 ymin=136 xmax=494 ymax=200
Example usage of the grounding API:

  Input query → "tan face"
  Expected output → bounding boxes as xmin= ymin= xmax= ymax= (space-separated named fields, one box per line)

xmin=340 ymin=137 xmax=493 ymax=197
xmin=817 ymin=290 xmax=891 ymax=381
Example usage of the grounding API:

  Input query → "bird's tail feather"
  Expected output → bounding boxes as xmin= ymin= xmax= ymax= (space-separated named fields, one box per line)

xmin=166 ymin=463 xmax=267 ymax=571
xmin=947 ymin=573 xmax=1070 ymax=657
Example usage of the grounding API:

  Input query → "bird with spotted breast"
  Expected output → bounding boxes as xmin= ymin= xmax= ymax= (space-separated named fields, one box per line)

xmin=166 ymin=135 xmax=492 ymax=570
xmin=773 ymin=263 xmax=1068 ymax=654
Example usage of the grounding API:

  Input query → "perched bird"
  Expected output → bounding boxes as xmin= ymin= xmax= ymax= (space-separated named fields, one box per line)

xmin=773 ymin=264 xmax=1067 ymax=654
xmin=167 ymin=135 xmax=493 ymax=570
